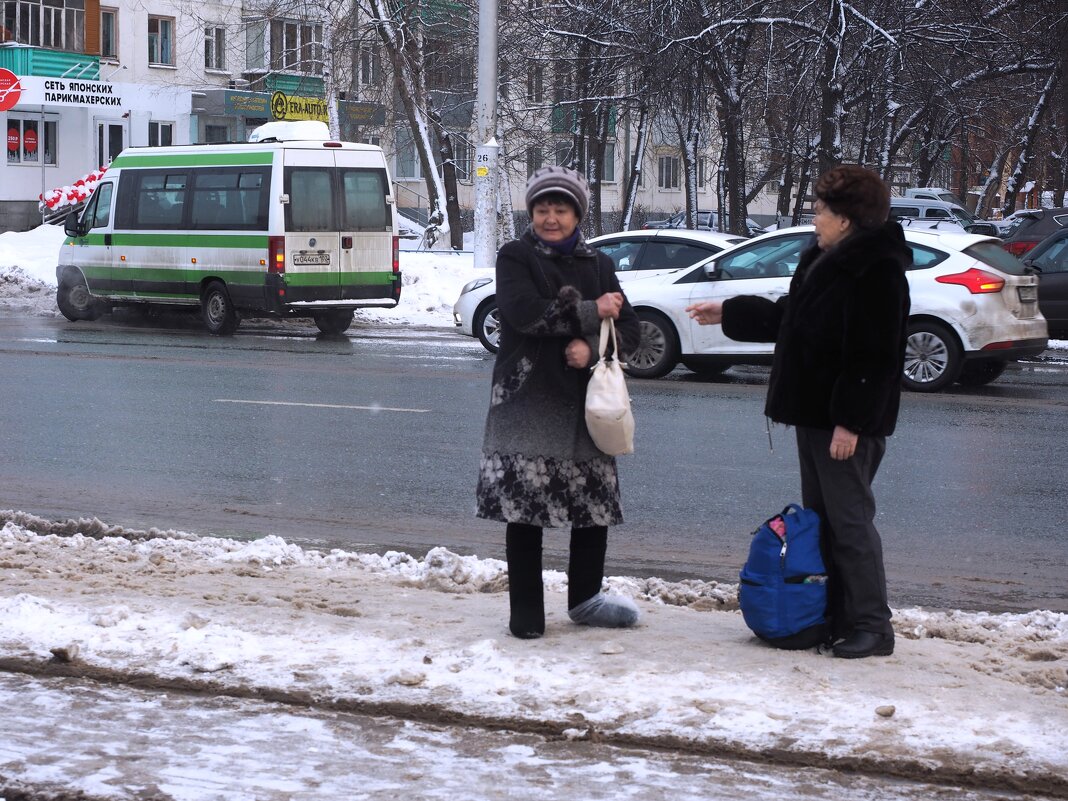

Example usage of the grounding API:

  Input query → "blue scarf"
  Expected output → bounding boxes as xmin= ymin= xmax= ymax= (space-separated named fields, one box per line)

xmin=535 ymin=228 xmax=581 ymax=255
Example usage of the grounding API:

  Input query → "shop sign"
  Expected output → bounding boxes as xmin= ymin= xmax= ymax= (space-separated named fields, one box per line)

xmin=14 ymin=77 xmax=123 ymax=107
xmin=0 ymin=68 xmax=22 ymax=112
xmin=270 ymin=91 xmax=328 ymax=122
xmin=23 ymin=127 xmax=37 ymax=153
xmin=7 ymin=126 xmax=19 ymax=151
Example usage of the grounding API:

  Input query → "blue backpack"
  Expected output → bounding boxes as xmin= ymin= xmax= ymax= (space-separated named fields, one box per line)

xmin=739 ymin=504 xmax=829 ymax=650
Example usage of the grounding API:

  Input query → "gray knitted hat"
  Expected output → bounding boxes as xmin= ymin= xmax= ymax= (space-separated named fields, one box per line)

xmin=525 ymin=166 xmax=590 ymax=221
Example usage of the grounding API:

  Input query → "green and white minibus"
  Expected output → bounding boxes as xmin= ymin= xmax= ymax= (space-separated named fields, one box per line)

xmin=57 ymin=133 xmax=401 ymax=335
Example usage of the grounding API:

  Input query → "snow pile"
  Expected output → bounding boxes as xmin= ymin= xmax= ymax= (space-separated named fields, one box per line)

xmin=0 ymin=520 xmax=1066 ymax=796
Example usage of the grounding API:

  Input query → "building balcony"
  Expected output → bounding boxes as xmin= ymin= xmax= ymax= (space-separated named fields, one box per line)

xmin=0 ymin=44 xmax=100 ymax=80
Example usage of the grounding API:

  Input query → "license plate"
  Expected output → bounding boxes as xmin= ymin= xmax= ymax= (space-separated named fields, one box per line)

xmin=292 ymin=253 xmax=331 ymax=266
xmin=1017 ymin=285 xmax=1037 ymax=302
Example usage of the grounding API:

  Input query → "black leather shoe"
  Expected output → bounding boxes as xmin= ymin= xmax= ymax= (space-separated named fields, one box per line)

xmin=832 ymin=630 xmax=894 ymax=659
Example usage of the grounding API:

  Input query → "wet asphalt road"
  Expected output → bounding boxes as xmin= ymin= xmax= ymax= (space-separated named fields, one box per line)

xmin=1 ymin=311 xmax=1066 ymax=613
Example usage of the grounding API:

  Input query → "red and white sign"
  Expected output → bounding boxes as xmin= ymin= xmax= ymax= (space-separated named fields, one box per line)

xmin=0 ymin=67 xmax=22 ymax=112
xmin=23 ymin=127 xmax=37 ymax=153
xmin=6 ymin=126 xmax=18 ymax=152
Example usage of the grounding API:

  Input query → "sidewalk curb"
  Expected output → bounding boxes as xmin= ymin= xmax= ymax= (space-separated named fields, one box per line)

xmin=2 ymin=657 xmax=1063 ymax=799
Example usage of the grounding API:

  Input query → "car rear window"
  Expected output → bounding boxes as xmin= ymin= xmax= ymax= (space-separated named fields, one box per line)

xmin=966 ymin=242 xmax=1029 ymax=275
xmin=905 ymin=243 xmax=949 ymax=270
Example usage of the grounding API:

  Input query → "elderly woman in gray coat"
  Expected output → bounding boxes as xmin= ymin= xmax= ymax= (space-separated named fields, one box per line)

xmin=476 ymin=166 xmax=641 ymax=639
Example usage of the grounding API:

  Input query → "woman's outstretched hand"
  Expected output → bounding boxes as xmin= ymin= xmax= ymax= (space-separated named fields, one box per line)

xmin=686 ymin=301 xmax=723 ymax=325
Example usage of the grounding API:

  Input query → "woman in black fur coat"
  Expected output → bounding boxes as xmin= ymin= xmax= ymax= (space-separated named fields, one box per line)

xmin=687 ymin=165 xmax=911 ymax=659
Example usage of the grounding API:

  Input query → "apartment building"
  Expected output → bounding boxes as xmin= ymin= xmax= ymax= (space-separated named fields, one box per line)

xmin=1 ymin=0 xmax=768 ymax=233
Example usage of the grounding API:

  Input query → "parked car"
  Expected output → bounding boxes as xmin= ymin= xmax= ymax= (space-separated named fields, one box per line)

xmin=889 ymin=198 xmax=1000 ymax=237
xmin=990 ymin=208 xmax=1035 ymax=235
xmin=452 ymin=229 xmax=745 ymax=351
xmin=621 ymin=226 xmax=1047 ymax=392
xmin=1000 ymin=207 xmax=1068 ymax=258
xmin=905 ymin=187 xmax=968 ymax=207
xmin=1020 ymin=228 xmax=1068 ymax=337
xmin=643 ymin=209 xmax=764 ymax=236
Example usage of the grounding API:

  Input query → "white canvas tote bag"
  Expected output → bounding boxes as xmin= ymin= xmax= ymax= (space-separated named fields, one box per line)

xmin=584 ymin=317 xmax=635 ymax=456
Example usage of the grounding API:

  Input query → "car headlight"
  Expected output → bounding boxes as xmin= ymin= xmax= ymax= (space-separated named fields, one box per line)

xmin=460 ymin=277 xmax=493 ymax=295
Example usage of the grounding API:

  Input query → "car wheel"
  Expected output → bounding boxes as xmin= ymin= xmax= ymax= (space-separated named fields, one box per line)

xmin=475 ymin=299 xmax=500 ymax=353
xmin=625 ymin=311 xmax=680 ymax=379
xmin=56 ymin=273 xmax=104 ymax=321
xmin=957 ymin=358 xmax=1007 ymax=387
xmin=902 ymin=320 xmax=962 ymax=392
xmin=201 ymin=281 xmax=240 ymax=336
xmin=313 ymin=310 xmax=353 ymax=335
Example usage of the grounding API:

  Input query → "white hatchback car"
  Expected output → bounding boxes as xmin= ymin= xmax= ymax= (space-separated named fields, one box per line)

xmin=452 ymin=229 xmax=745 ymax=351
xmin=621 ymin=226 xmax=1048 ymax=391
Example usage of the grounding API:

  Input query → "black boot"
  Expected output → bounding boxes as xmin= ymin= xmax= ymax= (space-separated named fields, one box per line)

xmin=568 ymin=526 xmax=608 ymax=609
xmin=506 ymin=523 xmax=544 ymax=639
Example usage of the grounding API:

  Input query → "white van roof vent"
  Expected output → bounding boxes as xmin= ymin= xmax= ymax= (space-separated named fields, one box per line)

xmin=248 ymin=120 xmax=332 ymax=143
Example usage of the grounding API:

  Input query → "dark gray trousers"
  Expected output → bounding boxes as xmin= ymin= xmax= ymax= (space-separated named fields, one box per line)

xmin=795 ymin=426 xmax=892 ymax=638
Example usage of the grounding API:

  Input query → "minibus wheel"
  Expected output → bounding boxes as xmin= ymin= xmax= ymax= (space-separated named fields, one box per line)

xmin=57 ymin=272 xmax=104 ymax=321
xmin=313 ymin=310 xmax=354 ymax=335
xmin=202 ymin=281 xmax=239 ymax=336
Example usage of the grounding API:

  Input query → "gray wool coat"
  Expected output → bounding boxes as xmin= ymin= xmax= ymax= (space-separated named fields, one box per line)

xmin=475 ymin=228 xmax=640 ymax=528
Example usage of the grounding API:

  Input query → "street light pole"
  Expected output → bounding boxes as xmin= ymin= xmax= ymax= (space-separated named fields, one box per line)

xmin=473 ymin=0 xmax=499 ymax=271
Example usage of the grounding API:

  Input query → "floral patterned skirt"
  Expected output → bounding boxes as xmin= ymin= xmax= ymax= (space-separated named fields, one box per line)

xmin=476 ymin=451 xmax=623 ymax=528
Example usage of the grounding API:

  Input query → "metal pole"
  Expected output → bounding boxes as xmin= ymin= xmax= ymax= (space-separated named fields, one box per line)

xmin=473 ymin=0 xmax=499 ymax=271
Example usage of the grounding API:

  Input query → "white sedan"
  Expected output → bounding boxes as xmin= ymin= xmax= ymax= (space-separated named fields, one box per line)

xmin=452 ymin=229 xmax=745 ymax=351
xmin=621 ymin=226 xmax=1048 ymax=392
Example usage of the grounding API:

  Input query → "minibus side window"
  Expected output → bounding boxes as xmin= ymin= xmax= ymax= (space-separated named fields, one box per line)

xmin=91 ymin=183 xmax=113 ymax=228
xmin=190 ymin=167 xmax=270 ymax=230
xmin=340 ymin=169 xmax=388 ymax=231
xmin=285 ymin=168 xmax=335 ymax=232
xmin=116 ymin=170 xmax=188 ymax=229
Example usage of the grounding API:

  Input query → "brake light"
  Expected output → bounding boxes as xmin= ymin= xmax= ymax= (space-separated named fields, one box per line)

xmin=392 ymin=235 xmax=400 ymax=274
xmin=935 ymin=268 xmax=1004 ymax=294
xmin=268 ymin=236 xmax=286 ymax=273
xmin=1001 ymin=240 xmax=1038 ymax=257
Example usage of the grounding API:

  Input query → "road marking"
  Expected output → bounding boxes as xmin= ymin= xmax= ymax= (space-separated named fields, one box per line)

xmin=214 ymin=399 xmax=430 ymax=413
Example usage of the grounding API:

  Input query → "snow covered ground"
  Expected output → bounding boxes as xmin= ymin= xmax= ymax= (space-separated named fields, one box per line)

xmin=0 ymin=515 xmax=1065 ymax=800
xmin=1 ymin=225 xmax=1066 ymax=800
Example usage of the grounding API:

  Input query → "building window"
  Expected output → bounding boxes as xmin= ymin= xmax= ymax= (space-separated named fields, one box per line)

xmin=244 ymin=19 xmax=266 ymax=70
xmin=555 ymin=141 xmax=572 ymax=167
xmin=205 ymin=125 xmax=229 ymax=143
xmin=358 ymin=47 xmax=381 ymax=86
xmin=362 ymin=135 xmax=381 ymax=146
xmin=100 ymin=8 xmax=118 ymax=59
xmin=526 ymin=146 xmax=542 ymax=178
xmin=6 ymin=116 xmax=57 ymax=165
xmin=148 ymin=16 xmax=175 ymax=66
xmin=658 ymin=155 xmax=680 ymax=189
xmin=2 ymin=0 xmax=84 ymax=50
xmin=270 ymin=19 xmax=322 ymax=73
xmin=526 ymin=66 xmax=543 ymax=103
xmin=149 ymin=121 xmax=173 ymax=147
xmin=394 ymin=127 xmax=420 ymax=179
xmin=603 ymin=141 xmax=616 ymax=183
xmin=696 ymin=157 xmax=706 ymax=189
xmin=205 ymin=26 xmax=226 ymax=71
xmin=454 ymin=140 xmax=472 ymax=182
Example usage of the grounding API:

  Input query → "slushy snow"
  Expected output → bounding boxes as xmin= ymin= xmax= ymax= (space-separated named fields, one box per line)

xmin=0 ymin=225 xmax=1066 ymax=800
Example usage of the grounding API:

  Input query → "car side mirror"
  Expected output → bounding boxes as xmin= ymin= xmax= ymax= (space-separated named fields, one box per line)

xmin=63 ymin=211 xmax=85 ymax=238
xmin=703 ymin=262 xmax=720 ymax=280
